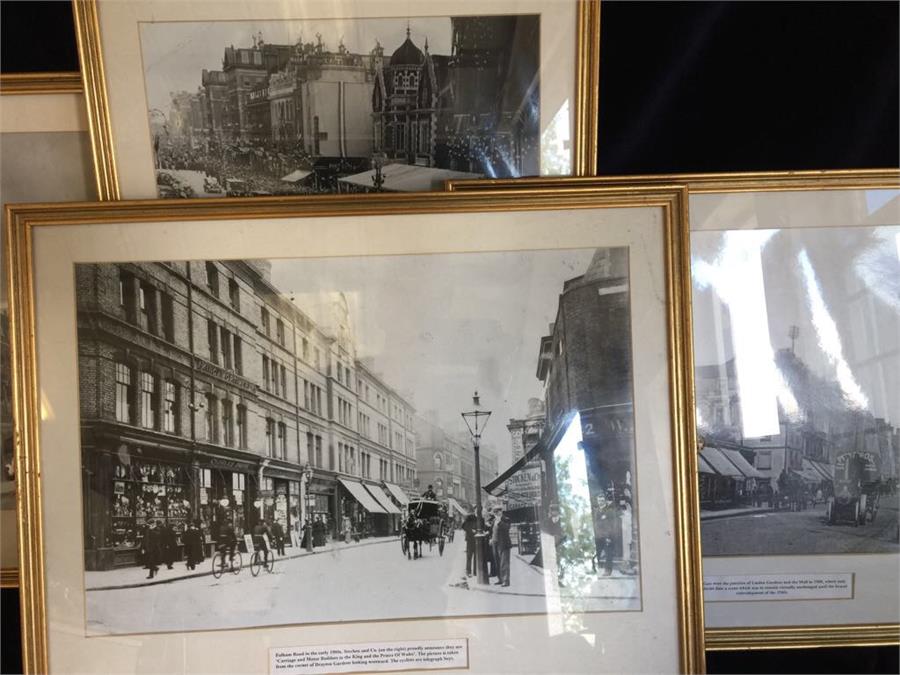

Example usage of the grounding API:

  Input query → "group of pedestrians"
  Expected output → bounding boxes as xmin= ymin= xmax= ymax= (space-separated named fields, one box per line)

xmin=141 ymin=519 xmax=204 ymax=579
xmin=462 ymin=506 xmax=513 ymax=587
xmin=142 ymin=517 xmax=288 ymax=578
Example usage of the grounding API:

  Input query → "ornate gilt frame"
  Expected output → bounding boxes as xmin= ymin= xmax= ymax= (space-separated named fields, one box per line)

xmin=0 ymin=72 xmax=83 ymax=96
xmin=1 ymin=76 xmax=91 ymax=589
xmin=7 ymin=186 xmax=703 ymax=673
xmin=71 ymin=0 xmax=601 ymax=202
xmin=446 ymin=169 xmax=900 ymax=651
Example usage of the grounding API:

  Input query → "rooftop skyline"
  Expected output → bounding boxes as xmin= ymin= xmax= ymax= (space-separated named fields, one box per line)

xmin=140 ymin=17 xmax=454 ymax=113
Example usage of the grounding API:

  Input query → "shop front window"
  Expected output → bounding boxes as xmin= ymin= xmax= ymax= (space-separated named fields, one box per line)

xmin=109 ymin=457 xmax=189 ymax=548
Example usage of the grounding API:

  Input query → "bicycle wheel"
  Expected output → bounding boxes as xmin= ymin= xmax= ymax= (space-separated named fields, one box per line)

xmin=250 ymin=552 xmax=261 ymax=577
xmin=265 ymin=553 xmax=275 ymax=574
xmin=211 ymin=551 xmax=224 ymax=579
xmin=231 ymin=551 xmax=243 ymax=574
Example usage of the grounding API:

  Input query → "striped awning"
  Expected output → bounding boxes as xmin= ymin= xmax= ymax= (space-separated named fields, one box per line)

xmin=701 ymin=447 xmax=743 ymax=477
xmin=808 ymin=459 xmax=833 ymax=481
xmin=718 ymin=448 xmax=763 ymax=479
xmin=364 ymin=484 xmax=402 ymax=514
xmin=383 ymin=482 xmax=410 ymax=506
xmin=447 ymin=497 xmax=469 ymax=517
xmin=697 ymin=454 xmax=717 ymax=475
xmin=338 ymin=478 xmax=387 ymax=513
xmin=798 ymin=459 xmax=829 ymax=484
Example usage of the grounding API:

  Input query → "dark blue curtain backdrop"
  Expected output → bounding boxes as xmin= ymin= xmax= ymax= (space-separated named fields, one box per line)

xmin=596 ymin=1 xmax=899 ymax=173
xmin=0 ymin=2 xmax=898 ymax=674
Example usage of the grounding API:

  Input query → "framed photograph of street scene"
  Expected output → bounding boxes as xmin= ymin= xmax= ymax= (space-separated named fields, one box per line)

xmin=6 ymin=186 xmax=703 ymax=673
xmin=689 ymin=174 xmax=900 ymax=650
xmin=445 ymin=170 xmax=900 ymax=649
xmin=0 ymin=87 xmax=97 ymax=588
xmin=73 ymin=0 xmax=599 ymax=201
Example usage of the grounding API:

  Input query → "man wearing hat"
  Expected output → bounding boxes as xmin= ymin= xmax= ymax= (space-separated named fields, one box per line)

xmin=491 ymin=506 xmax=512 ymax=587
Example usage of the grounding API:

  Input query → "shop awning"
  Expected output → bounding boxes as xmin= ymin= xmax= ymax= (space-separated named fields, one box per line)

xmin=798 ymin=459 xmax=827 ymax=484
xmin=809 ymin=459 xmax=833 ymax=481
xmin=281 ymin=169 xmax=312 ymax=183
xmin=338 ymin=478 xmax=387 ymax=513
xmin=337 ymin=163 xmax=482 ymax=192
xmin=719 ymin=448 xmax=763 ymax=478
xmin=697 ymin=454 xmax=717 ymax=475
xmin=701 ymin=447 xmax=743 ymax=477
xmin=447 ymin=497 xmax=469 ymax=517
xmin=383 ymin=482 xmax=410 ymax=506
xmin=364 ymin=484 xmax=402 ymax=514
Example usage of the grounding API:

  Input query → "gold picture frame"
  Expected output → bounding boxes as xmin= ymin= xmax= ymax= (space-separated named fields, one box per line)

xmin=72 ymin=0 xmax=601 ymax=202
xmin=0 ymin=72 xmax=83 ymax=96
xmin=7 ymin=186 xmax=703 ymax=673
xmin=1 ymin=82 xmax=95 ymax=591
xmin=446 ymin=170 xmax=900 ymax=651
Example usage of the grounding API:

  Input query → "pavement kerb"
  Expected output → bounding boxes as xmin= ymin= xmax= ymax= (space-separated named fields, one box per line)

xmin=700 ymin=507 xmax=776 ymax=521
xmin=455 ymin=549 xmax=639 ymax=599
xmin=86 ymin=536 xmax=399 ymax=592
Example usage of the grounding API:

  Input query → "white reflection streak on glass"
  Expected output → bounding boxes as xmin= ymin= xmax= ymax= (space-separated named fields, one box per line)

xmin=692 ymin=230 xmax=793 ymax=437
xmin=798 ymin=249 xmax=869 ymax=409
xmin=540 ymin=100 xmax=571 ymax=176
xmin=544 ymin=413 xmax=584 ymax=636
xmin=40 ymin=390 xmax=54 ymax=421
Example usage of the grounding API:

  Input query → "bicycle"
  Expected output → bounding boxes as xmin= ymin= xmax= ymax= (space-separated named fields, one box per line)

xmin=249 ymin=546 xmax=275 ymax=576
xmin=211 ymin=546 xmax=242 ymax=579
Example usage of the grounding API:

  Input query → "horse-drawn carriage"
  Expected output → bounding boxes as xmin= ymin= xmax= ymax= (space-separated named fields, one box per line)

xmin=826 ymin=451 xmax=881 ymax=526
xmin=400 ymin=499 xmax=447 ymax=559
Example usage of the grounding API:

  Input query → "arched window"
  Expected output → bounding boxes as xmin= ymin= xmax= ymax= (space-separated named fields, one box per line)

xmin=434 ymin=453 xmax=442 ymax=470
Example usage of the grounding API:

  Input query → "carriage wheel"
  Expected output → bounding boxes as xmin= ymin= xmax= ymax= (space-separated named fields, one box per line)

xmin=439 ymin=538 xmax=445 ymax=556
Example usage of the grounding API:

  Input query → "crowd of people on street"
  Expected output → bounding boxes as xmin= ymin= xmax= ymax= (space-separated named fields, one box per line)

xmin=155 ymin=139 xmax=317 ymax=196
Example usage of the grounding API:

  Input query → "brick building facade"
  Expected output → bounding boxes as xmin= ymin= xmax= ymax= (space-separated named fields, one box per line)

xmin=77 ymin=259 xmax=415 ymax=570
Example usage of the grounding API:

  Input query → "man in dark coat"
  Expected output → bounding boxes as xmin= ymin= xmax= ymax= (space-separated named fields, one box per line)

xmin=141 ymin=520 xmax=162 ymax=579
xmin=183 ymin=520 xmax=204 ymax=570
xmin=493 ymin=509 xmax=512 ymax=586
xmin=271 ymin=519 xmax=286 ymax=556
xmin=483 ymin=512 xmax=496 ymax=578
xmin=159 ymin=521 xmax=178 ymax=569
xmin=422 ymin=485 xmax=437 ymax=500
xmin=593 ymin=493 xmax=619 ymax=576
xmin=312 ymin=516 xmax=324 ymax=547
xmin=462 ymin=513 xmax=477 ymax=577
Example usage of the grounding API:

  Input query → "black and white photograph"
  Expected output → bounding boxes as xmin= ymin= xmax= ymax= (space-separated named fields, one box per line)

xmin=692 ymin=223 xmax=900 ymax=557
xmin=78 ymin=246 xmax=640 ymax=635
xmin=139 ymin=14 xmax=541 ymax=197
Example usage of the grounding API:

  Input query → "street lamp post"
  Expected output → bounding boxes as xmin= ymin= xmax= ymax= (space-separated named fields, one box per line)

xmin=461 ymin=391 xmax=491 ymax=585
xmin=302 ymin=465 xmax=314 ymax=552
